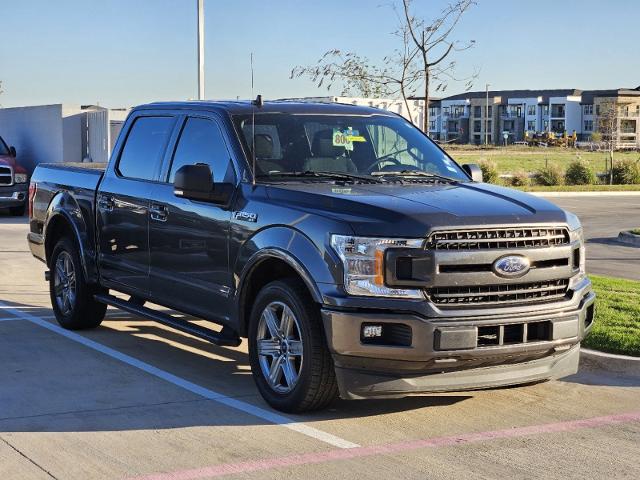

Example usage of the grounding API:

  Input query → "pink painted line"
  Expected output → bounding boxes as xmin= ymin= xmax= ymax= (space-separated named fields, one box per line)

xmin=128 ymin=411 xmax=640 ymax=480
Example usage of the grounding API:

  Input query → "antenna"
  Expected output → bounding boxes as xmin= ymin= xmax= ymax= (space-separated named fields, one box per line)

xmin=251 ymin=53 xmax=256 ymax=186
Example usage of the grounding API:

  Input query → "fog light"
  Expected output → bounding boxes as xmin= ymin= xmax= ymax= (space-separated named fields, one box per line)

xmin=362 ymin=325 xmax=383 ymax=338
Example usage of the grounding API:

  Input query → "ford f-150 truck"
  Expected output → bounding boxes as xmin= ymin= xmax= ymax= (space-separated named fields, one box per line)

xmin=28 ymin=101 xmax=595 ymax=412
xmin=0 ymin=135 xmax=28 ymax=216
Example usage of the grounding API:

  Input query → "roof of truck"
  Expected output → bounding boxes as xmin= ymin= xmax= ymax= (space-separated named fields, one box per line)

xmin=138 ymin=100 xmax=397 ymax=116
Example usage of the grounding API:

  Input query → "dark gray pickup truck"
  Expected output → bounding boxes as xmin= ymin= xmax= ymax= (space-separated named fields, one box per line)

xmin=28 ymin=100 xmax=595 ymax=412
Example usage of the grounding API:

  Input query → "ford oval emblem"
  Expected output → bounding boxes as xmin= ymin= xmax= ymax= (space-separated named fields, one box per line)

xmin=493 ymin=255 xmax=531 ymax=278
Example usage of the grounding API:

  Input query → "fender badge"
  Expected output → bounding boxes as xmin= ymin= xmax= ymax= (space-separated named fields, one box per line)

xmin=234 ymin=211 xmax=258 ymax=223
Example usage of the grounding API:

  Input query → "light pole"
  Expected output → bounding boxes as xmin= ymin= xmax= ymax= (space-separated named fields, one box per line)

xmin=485 ymin=83 xmax=490 ymax=145
xmin=197 ymin=0 xmax=205 ymax=100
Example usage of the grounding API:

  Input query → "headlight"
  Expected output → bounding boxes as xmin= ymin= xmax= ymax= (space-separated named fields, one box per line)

xmin=330 ymin=235 xmax=424 ymax=298
xmin=14 ymin=173 xmax=28 ymax=183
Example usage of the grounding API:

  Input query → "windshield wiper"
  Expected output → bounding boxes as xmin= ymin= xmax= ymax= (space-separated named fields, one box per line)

xmin=257 ymin=170 xmax=383 ymax=184
xmin=371 ymin=170 xmax=459 ymax=183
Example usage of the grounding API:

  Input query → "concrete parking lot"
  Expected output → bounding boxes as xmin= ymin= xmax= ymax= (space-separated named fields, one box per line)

xmin=1 ymin=195 xmax=639 ymax=480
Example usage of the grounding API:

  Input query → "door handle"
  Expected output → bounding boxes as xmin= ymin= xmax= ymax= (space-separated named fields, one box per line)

xmin=98 ymin=196 xmax=114 ymax=212
xmin=150 ymin=204 xmax=168 ymax=222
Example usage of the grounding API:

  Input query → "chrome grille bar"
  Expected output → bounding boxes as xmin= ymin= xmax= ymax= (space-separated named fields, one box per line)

xmin=427 ymin=279 xmax=570 ymax=306
xmin=0 ymin=166 xmax=12 ymax=186
xmin=427 ymin=227 xmax=570 ymax=250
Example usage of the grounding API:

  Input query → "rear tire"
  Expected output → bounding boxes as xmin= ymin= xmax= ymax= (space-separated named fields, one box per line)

xmin=248 ymin=278 xmax=338 ymax=413
xmin=49 ymin=237 xmax=106 ymax=330
xmin=9 ymin=205 xmax=25 ymax=216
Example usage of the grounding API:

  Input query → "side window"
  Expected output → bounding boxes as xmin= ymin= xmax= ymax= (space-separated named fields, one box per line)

xmin=169 ymin=118 xmax=233 ymax=184
xmin=118 ymin=116 xmax=175 ymax=181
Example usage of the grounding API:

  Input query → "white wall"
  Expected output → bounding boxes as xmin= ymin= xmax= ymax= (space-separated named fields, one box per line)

xmin=0 ymin=104 xmax=64 ymax=172
xmin=0 ymin=104 xmax=112 ymax=172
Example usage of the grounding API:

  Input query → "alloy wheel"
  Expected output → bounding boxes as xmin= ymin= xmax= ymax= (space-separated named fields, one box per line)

xmin=256 ymin=301 xmax=304 ymax=394
xmin=53 ymin=251 xmax=76 ymax=315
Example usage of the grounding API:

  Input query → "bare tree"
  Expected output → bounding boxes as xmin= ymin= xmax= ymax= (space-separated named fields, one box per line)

xmin=596 ymin=99 xmax=619 ymax=184
xmin=401 ymin=0 xmax=476 ymax=132
xmin=291 ymin=0 xmax=477 ymax=132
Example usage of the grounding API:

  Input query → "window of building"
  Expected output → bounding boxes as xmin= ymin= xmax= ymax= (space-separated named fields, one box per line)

xmin=169 ymin=117 xmax=234 ymax=184
xmin=596 ymin=104 xmax=600 ymax=116
xmin=584 ymin=120 xmax=593 ymax=131
xmin=584 ymin=104 xmax=593 ymax=115
xmin=473 ymin=120 xmax=481 ymax=133
xmin=527 ymin=120 xmax=536 ymax=131
xmin=542 ymin=105 xmax=549 ymax=116
xmin=543 ymin=120 xmax=549 ymax=131
xmin=429 ymin=120 xmax=436 ymax=131
xmin=117 ymin=116 xmax=175 ymax=181
xmin=487 ymin=106 xmax=493 ymax=116
xmin=474 ymin=106 xmax=481 ymax=117
xmin=429 ymin=107 xmax=438 ymax=117
xmin=527 ymin=105 xmax=536 ymax=116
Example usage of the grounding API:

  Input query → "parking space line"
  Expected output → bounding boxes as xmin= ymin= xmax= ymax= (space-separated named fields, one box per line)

xmin=127 ymin=410 xmax=640 ymax=480
xmin=0 ymin=302 xmax=359 ymax=450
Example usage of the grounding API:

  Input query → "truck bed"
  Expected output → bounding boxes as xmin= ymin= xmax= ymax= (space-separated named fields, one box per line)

xmin=28 ymin=162 xmax=107 ymax=266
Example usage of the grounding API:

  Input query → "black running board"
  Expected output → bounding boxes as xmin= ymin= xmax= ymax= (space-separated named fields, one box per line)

xmin=94 ymin=293 xmax=241 ymax=347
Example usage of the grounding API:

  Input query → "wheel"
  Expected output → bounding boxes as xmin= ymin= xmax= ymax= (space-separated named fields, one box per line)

xmin=248 ymin=278 xmax=338 ymax=412
xmin=9 ymin=205 xmax=25 ymax=216
xmin=49 ymin=237 xmax=107 ymax=330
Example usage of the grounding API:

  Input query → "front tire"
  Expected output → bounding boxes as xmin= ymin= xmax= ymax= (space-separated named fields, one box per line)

xmin=49 ymin=237 xmax=106 ymax=330
xmin=248 ymin=279 xmax=338 ymax=413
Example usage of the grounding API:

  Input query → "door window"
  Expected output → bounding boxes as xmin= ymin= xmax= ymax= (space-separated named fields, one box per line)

xmin=169 ymin=118 xmax=234 ymax=183
xmin=117 ymin=116 xmax=175 ymax=181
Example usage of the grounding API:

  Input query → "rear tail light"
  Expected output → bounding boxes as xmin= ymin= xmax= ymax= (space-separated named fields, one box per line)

xmin=28 ymin=182 xmax=37 ymax=218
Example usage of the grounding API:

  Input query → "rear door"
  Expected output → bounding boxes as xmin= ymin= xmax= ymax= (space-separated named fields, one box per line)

xmin=147 ymin=114 xmax=238 ymax=322
xmin=97 ymin=114 xmax=176 ymax=296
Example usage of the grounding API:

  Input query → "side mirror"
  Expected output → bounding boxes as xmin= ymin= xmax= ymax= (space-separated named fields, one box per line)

xmin=173 ymin=163 xmax=233 ymax=204
xmin=462 ymin=163 xmax=483 ymax=182
xmin=9 ymin=146 xmax=16 ymax=157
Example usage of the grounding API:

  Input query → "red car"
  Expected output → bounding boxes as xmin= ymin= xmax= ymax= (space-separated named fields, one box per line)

xmin=0 ymin=135 xmax=28 ymax=216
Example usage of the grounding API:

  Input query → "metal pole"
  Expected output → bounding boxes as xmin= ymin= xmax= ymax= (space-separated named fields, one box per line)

xmin=485 ymin=83 xmax=490 ymax=145
xmin=197 ymin=0 xmax=205 ymax=100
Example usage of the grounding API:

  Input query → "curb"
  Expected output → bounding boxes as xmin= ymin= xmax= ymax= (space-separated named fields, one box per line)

xmin=580 ymin=348 xmax=640 ymax=376
xmin=581 ymin=348 xmax=640 ymax=362
xmin=618 ymin=231 xmax=640 ymax=247
xmin=531 ymin=191 xmax=640 ymax=197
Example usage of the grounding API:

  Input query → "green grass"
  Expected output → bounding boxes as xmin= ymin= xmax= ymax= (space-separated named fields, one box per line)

xmin=583 ymin=275 xmax=640 ymax=356
xmin=444 ymin=146 xmax=639 ymax=176
xmin=631 ymin=228 xmax=640 ymax=235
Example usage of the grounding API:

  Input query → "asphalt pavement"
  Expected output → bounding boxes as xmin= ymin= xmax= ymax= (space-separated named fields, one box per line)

xmin=543 ymin=195 xmax=640 ymax=280
xmin=0 ymin=196 xmax=639 ymax=480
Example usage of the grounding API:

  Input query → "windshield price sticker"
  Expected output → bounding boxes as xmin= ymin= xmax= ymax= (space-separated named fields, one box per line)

xmin=333 ymin=128 xmax=366 ymax=151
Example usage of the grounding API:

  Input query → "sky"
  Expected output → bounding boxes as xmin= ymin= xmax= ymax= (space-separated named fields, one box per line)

xmin=1 ymin=0 xmax=639 ymax=108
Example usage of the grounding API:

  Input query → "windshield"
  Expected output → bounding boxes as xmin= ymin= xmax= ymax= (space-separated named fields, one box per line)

xmin=0 ymin=137 xmax=9 ymax=156
xmin=232 ymin=113 xmax=468 ymax=182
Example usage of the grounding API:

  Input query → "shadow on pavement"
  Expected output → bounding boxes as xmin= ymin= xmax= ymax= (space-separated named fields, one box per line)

xmin=0 ymin=299 xmax=471 ymax=433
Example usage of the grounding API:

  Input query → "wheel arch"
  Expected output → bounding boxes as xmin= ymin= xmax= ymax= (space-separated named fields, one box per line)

xmin=44 ymin=192 xmax=98 ymax=284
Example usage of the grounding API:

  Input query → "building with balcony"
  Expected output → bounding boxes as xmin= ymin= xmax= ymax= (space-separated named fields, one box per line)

xmin=286 ymin=87 xmax=640 ymax=148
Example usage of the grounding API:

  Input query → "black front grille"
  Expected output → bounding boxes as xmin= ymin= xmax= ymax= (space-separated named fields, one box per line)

xmin=0 ymin=166 xmax=12 ymax=185
xmin=427 ymin=279 xmax=570 ymax=306
xmin=427 ymin=227 xmax=570 ymax=250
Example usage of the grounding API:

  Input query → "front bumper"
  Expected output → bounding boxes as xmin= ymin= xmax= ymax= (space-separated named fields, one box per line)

xmin=0 ymin=184 xmax=28 ymax=208
xmin=322 ymin=278 xmax=595 ymax=399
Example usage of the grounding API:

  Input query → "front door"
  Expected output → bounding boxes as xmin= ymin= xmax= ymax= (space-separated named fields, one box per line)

xmin=97 ymin=115 xmax=176 ymax=296
xmin=148 ymin=116 xmax=237 ymax=323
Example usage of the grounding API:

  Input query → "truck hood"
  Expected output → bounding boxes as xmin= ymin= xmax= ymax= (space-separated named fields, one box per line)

xmin=0 ymin=155 xmax=26 ymax=173
xmin=266 ymin=181 xmax=572 ymax=237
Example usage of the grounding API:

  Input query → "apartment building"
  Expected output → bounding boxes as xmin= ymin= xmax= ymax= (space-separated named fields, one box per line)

xmin=421 ymin=87 xmax=640 ymax=147
xmin=286 ymin=88 xmax=640 ymax=148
